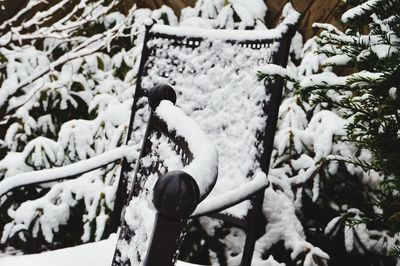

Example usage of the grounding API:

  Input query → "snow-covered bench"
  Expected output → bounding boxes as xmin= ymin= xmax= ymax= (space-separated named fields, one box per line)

xmin=111 ymin=12 xmax=298 ymax=266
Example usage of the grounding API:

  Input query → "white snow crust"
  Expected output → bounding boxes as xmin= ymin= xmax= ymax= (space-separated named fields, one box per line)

xmin=341 ymin=0 xmax=382 ymax=23
xmin=0 ymin=233 xmax=198 ymax=266
xmin=0 ymin=146 xmax=128 ymax=198
xmin=156 ymin=100 xmax=218 ymax=197
xmin=152 ymin=24 xmax=283 ymax=40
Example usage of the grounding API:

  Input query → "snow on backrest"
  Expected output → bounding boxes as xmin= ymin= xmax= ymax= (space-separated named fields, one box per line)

xmin=137 ymin=24 xmax=281 ymax=218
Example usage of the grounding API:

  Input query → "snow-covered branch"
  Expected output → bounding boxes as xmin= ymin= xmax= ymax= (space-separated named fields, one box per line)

xmin=0 ymin=146 xmax=129 ymax=198
xmin=0 ymin=4 xmax=137 ymax=119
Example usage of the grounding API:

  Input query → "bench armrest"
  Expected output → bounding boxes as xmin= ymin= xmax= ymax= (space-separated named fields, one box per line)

xmin=126 ymin=84 xmax=218 ymax=266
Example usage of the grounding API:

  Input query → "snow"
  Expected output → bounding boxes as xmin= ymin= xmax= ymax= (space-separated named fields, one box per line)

xmin=103 ymin=12 xmax=125 ymax=29
xmin=0 ymin=233 xmax=200 ymax=266
xmin=323 ymin=54 xmax=352 ymax=66
xmin=0 ymin=234 xmax=118 ymax=266
xmin=230 ymin=0 xmax=267 ymax=20
xmin=351 ymin=70 xmax=383 ymax=80
xmin=22 ymin=137 xmax=64 ymax=169
xmin=339 ymin=208 xmax=399 ymax=254
xmin=192 ymin=170 xmax=268 ymax=216
xmin=59 ymin=120 xmax=97 ymax=161
xmin=0 ymin=146 xmax=129 ymax=198
xmin=232 ymin=3 xmax=255 ymax=29
xmin=151 ymin=24 xmax=283 ymax=41
xmin=156 ymin=100 xmax=218 ymax=197
xmin=153 ymin=3 xmax=299 ymax=40
xmin=1 ymin=163 xmax=124 ymax=244
xmin=182 ymin=17 xmax=214 ymax=29
xmin=254 ymin=187 xmax=329 ymax=264
xmin=306 ymin=111 xmax=346 ymax=161
xmin=297 ymin=37 xmax=327 ymax=77
xmin=2 ymin=1 xmax=375 ymax=264
xmin=119 ymin=194 xmax=157 ymax=264
xmin=389 ymin=87 xmax=397 ymax=99
xmin=112 ymin=6 xmax=302 ymax=263
xmin=110 ymin=5 xmax=311 ymax=264
xmin=371 ymin=44 xmax=398 ymax=59
xmin=341 ymin=0 xmax=381 ymax=23
xmin=300 ymin=72 xmax=347 ymax=88
xmin=151 ymin=5 xmax=178 ymax=26
xmin=185 ymin=0 xmax=224 ymax=20
xmin=258 ymin=64 xmax=297 ymax=81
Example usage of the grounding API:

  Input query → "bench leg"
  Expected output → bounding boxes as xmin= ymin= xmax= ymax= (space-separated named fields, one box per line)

xmin=144 ymin=213 xmax=186 ymax=266
xmin=240 ymin=190 xmax=266 ymax=266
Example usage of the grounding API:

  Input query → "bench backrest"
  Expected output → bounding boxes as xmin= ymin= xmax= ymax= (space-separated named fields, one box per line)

xmin=113 ymin=22 xmax=296 ymax=221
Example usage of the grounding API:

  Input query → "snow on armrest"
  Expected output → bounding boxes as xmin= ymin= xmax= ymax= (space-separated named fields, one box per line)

xmin=0 ymin=146 xmax=129 ymax=198
xmin=191 ymin=170 xmax=268 ymax=217
xmin=155 ymin=100 xmax=218 ymax=200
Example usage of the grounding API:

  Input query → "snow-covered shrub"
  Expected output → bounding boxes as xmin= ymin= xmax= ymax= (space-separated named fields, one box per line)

xmin=301 ymin=0 xmax=400 ymax=262
xmin=0 ymin=0 xmax=172 ymax=253
xmin=180 ymin=0 xmax=268 ymax=30
xmin=259 ymin=0 xmax=400 ymax=264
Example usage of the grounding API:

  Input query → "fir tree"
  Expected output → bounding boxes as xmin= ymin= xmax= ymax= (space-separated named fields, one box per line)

xmin=259 ymin=0 xmax=400 ymax=264
xmin=292 ymin=0 xmax=400 ymax=263
xmin=299 ymin=0 xmax=400 ymax=237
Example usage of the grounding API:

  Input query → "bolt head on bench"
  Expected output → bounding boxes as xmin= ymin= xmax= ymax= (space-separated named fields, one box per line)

xmin=153 ymin=170 xmax=200 ymax=220
xmin=148 ymin=83 xmax=177 ymax=111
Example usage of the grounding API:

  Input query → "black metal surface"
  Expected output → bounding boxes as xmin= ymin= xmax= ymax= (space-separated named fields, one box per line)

xmin=259 ymin=25 xmax=296 ymax=176
xmin=150 ymin=31 xmax=276 ymax=49
xmin=144 ymin=213 xmax=187 ymax=266
xmin=144 ymin=171 xmax=200 ymax=266
xmin=148 ymin=84 xmax=177 ymax=111
xmin=110 ymin=26 xmax=153 ymax=231
xmin=152 ymin=170 xmax=200 ymax=220
xmin=239 ymin=24 xmax=297 ymax=265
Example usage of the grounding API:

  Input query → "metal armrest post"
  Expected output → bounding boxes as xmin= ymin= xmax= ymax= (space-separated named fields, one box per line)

xmin=144 ymin=171 xmax=199 ymax=266
xmin=144 ymin=85 xmax=199 ymax=266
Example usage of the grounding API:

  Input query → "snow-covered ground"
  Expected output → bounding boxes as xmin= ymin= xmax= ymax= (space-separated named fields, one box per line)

xmin=0 ymin=233 xmax=197 ymax=266
xmin=0 ymin=234 xmax=118 ymax=266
